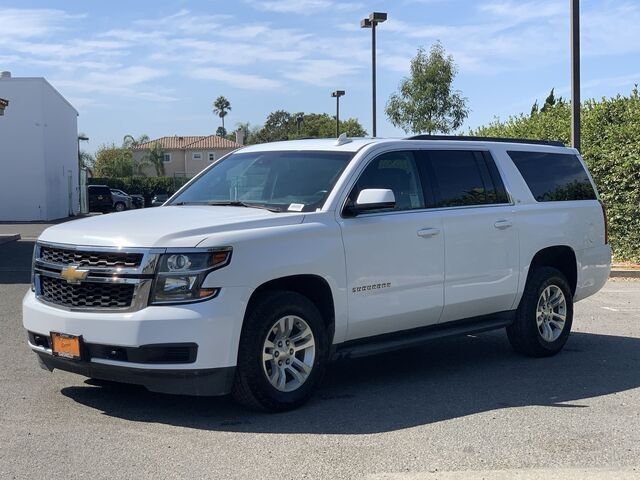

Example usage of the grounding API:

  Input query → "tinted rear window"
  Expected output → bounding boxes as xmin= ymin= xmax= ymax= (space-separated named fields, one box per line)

xmin=507 ymin=151 xmax=596 ymax=202
xmin=425 ymin=150 xmax=508 ymax=207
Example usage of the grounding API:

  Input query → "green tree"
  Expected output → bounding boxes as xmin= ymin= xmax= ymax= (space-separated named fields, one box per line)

xmin=540 ymin=88 xmax=565 ymax=113
xmin=123 ymin=134 xmax=152 ymax=175
xmin=142 ymin=141 xmax=166 ymax=177
xmin=254 ymin=111 xmax=367 ymax=142
xmin=473 ymin=86 xmax=640 ymax=262
xmin=213 ymin=96 xmax=231 ymax=130
xmin=215 ymin=126 xmax=227 ymax=138
xmin=385 ymin=42 xmax=469 ymax=134
xmin=93 ymin=144 xmax=134 ymax=177
xmin=232 ymin=122 xmax=261 ymax=145
xmin=122 ymin=134 xmax=150 ymax=149
xmin=255 ymin=110 xmax=294 ymax=142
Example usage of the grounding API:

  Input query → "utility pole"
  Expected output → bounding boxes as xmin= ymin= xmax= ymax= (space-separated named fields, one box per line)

xmin=331 ymin=90 xmax=345 ymax=138
xmin=571 ymin=0 xmax=580 ymax=151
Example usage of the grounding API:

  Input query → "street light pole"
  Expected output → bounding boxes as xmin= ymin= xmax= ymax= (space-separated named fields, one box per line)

xmin=77 ymin=134 xmax=89 ymax=215
xmin=331 ymin=90 xmax=345 ymax=138
xmin=570 ymin=0 xmax=580 ymax=151
xmin=361 ymin=12 xmax=387 ymax=137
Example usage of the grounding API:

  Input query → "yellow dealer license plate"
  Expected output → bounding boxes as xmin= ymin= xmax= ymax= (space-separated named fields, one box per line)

xmin=50 ymin=332 xmax=82 ymax=360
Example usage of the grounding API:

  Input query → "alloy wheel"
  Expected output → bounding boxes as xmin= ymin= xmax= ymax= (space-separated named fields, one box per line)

xmin=536 ymin=285 xmax=567 ymax=342
xmin=262 ymin=315 xmax=316 ymax=392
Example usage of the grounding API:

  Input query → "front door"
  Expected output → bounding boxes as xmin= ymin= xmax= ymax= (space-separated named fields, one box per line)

xmin=338 ymin=150 xmax=445 ymax=340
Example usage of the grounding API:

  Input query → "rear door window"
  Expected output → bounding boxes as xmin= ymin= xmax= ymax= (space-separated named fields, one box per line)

xmin=507 ymin=151 xmax=596 ymax=201
xmin=421 ymin=150 xmax=509 ymax=208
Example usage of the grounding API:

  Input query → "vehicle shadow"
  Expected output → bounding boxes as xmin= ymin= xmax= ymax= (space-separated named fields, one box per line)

xmin=0 ymin=240 xmax=35 ymax=284
xmin=61 ymin=330 xmax=640 ymax=434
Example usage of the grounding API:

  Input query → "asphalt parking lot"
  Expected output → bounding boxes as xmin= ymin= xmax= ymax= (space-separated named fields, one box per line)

xmin=1 ymin=239 xmax=639 ymax=479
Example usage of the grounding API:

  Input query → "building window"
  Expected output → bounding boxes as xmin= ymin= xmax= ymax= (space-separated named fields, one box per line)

xmin=163 ymin=153 xmax=171 ymax=163
xmin=208 ymin=152 xmax=216 ymax=162
xmin=192 ymin=152 xmax=202 ymax=161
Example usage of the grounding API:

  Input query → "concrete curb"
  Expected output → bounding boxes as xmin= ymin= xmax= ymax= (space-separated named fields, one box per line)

xmin=0 ymin=234 xmax=20 ymax=246
xmin=610 ymin=269 xmax=640 ymax=278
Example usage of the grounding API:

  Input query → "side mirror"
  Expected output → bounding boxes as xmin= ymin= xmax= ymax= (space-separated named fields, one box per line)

xmin=344 ymin=188 xmax=395 ymax=216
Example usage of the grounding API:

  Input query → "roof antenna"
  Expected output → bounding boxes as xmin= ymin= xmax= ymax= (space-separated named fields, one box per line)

xmin=335 ymin=133 xmax=352 ymax=146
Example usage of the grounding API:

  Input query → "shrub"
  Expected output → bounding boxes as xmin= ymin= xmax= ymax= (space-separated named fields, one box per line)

xmin=473 ymin=87 xmax=640 ymax=262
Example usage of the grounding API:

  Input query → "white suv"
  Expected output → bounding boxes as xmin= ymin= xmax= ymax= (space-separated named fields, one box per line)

xmin=23 ymin=136 xmax=611 ymax=411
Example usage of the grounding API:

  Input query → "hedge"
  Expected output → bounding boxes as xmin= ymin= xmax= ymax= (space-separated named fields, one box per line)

xmin=474 ymin=87 xmax=640 ymax=262
xmin=88 ymin=177 xmax=191 ymax=205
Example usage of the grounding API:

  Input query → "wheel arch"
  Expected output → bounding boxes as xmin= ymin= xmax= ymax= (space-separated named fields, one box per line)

xmin=527 ymin=245 xmax=578 ymax=295
xmin=245 ymin=274 xmax=336 ymax=342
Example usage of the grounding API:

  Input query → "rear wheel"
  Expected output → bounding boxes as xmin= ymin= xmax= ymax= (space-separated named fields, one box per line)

xmin=507 ymin=267 xmax=573 ymax=357
xmin=232 ymin=291 xmax=329 ymax=412
xmin=114 ymin=202 xmax=126 ymax=212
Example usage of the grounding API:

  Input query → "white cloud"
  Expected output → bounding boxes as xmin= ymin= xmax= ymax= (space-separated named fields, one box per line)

xmin=53 ymin=66 xmax=176 ymax=102
xmin=283 ymin=59 xmax=362 ymax=86
xmin=374 ymin=0 xmax=640 ymax=76
xmin=0 ymin=8 xmax=84 ymax=39
xmin=189 ymin=67 xmax=283 ymax=90
xmin=247 ymin=0 xmax=363 ymax=15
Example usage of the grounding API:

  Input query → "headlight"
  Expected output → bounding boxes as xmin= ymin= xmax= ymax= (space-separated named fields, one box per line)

xmin=149 ymin=248 xmax=232 ymax=305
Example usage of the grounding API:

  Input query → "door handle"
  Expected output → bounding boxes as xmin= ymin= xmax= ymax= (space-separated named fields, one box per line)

xmin=417 ymin=228 xmax=441 ymax=238
xmin=494 ymin=219 xmax=513 ymax=229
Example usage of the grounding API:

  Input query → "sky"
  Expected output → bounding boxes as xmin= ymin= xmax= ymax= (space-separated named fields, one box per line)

xmin=1 ymin=0 xmax=639 ymax=153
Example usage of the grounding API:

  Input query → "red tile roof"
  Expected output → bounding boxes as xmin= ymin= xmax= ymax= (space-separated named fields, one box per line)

xmin=132 ymin=135 xmax=241 ymax=151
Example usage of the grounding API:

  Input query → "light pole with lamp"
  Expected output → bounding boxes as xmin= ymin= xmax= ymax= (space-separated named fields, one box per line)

xmin=331 ymin=90 xmax=345 ymax=138
xmin=360 ymin=12 xmax=387 ymax=137
xmin=77 ymin=134 xmax=89 ymax=214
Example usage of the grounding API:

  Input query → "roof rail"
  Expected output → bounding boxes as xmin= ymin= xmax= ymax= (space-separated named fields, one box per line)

xmin=405 ymin=135 xmax=565 ymax=147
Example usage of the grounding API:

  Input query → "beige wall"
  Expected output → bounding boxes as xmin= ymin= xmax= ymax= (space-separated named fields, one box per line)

xmin=133 ymin=148 xmax=236 ymax=177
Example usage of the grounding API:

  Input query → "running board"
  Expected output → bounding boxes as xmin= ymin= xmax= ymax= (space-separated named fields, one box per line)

xmin=333 ymin=312 xmax=515 ymax=360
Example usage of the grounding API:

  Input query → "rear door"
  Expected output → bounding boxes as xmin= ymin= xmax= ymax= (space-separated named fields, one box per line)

xmin=338 ymin=150 xmax=445 ymax=340
xmin=419 ymin=149 xmax=520 ymax=323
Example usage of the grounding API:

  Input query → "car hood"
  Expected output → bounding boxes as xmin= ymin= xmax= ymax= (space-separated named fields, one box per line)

xmin=39 ymin=206 xmax=305 ymax=248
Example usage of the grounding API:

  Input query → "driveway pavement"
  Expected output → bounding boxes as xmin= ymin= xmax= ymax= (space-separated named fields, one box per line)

xmin=1 ymin=239 xmax=639 ymax=479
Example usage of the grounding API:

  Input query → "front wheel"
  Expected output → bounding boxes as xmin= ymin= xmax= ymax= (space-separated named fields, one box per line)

xmin=232 ymin=291 xmax=329 ymax=412
xmin=507 ymin=267 xmax=574 ymax=357
xmin=114 ymin=202 xmax=126 ymax=212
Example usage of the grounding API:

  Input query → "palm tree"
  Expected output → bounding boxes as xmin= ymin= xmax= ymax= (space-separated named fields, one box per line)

xmin=144 ymin=142 xmax=166 ymax=176
xmin=212 ymin=96 xmax=231 ymax=132
xmin=123 ymin=134 xmax=151 ymax=176
xmin=122 ymin=134 xmax=150 ymax=149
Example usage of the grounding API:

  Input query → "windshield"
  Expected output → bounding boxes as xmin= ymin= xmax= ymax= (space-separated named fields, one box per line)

xmin=170 ymin=150 xmax=354 ymax=212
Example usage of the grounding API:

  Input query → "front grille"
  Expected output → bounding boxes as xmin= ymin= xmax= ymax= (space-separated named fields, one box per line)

xmin=40 ymin=246 xmax=143 ymax=269
xmin=40 ymin=276 xmax=135 ymax=309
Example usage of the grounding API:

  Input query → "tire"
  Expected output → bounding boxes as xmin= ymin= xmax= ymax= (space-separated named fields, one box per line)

xmin=114 ymin=202 xmax=126 ymax=212
xmin=507 ymin=266 xmax=573 ymax=357
xmin=232 ymin=291 xmax=329 ymax=412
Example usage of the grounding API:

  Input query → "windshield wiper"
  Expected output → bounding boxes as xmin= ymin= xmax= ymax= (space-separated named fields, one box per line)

xmin=171 ymin=200 xmax=282 ymax=212
xmin=206 ymin=201 xmax=282 ymax=212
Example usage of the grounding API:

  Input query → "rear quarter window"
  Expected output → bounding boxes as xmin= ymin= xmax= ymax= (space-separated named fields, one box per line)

xmin=507 ymin=151 xmax=596 ymax=202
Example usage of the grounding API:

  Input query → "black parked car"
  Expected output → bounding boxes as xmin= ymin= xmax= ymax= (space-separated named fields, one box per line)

xmin=87 ymin=185 xmax=113 ymax=213
xmin=130 ymin=194 xmax=145 ymax=209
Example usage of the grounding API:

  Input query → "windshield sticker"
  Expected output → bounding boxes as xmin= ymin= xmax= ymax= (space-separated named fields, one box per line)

xmin=288 ymin=203 xmax=305 ymax=212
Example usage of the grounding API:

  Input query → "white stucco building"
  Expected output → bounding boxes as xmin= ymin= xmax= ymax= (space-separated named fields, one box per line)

xmin=0 ymin=72 xmax=79 ymax=221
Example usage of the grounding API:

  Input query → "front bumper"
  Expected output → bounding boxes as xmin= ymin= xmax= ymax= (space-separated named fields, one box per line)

xmin=36 ymin=352 xmax=235 ymax=396
xmin=23 ymin=286 xmax=252 ymax=395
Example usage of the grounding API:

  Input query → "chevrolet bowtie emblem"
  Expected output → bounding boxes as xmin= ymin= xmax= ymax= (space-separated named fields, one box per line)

xmin=60 ymin=265 xmax=89 ymax=284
